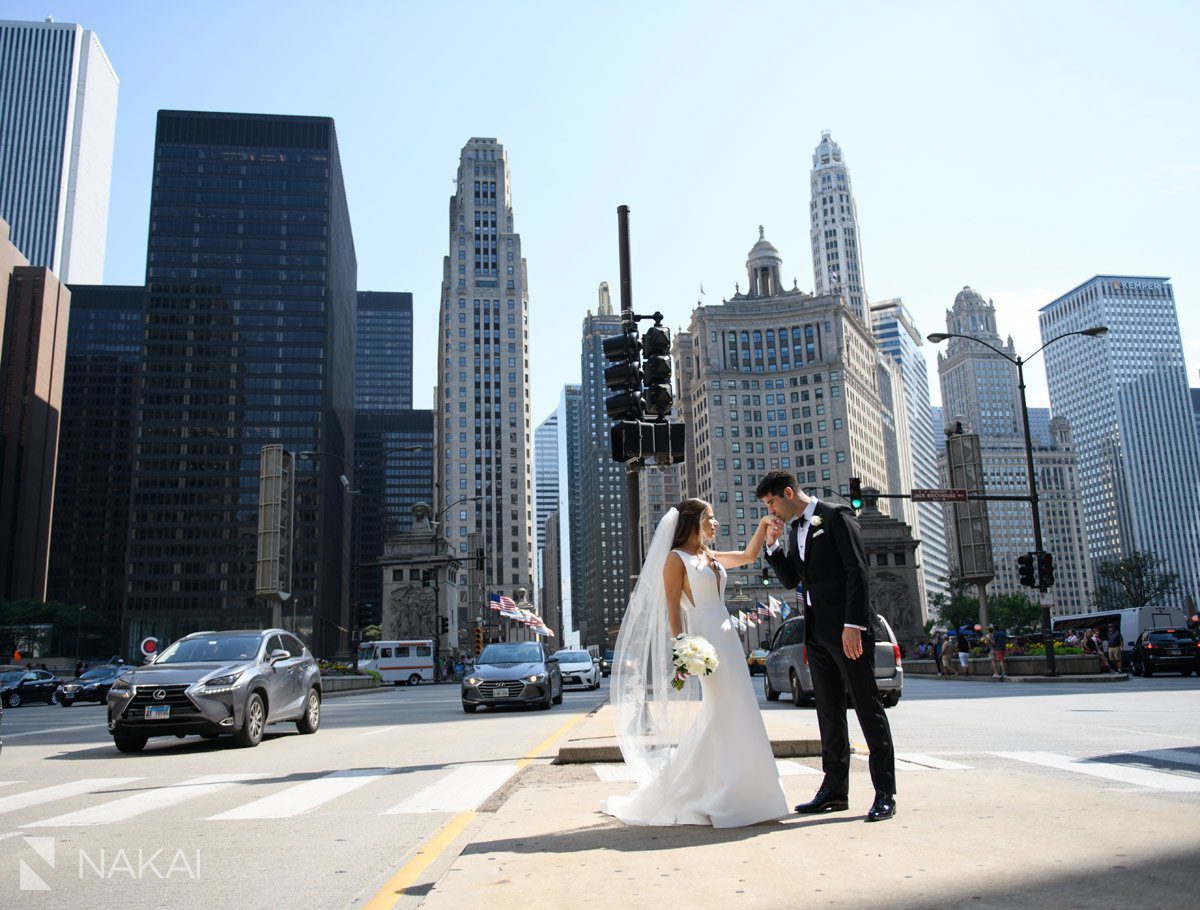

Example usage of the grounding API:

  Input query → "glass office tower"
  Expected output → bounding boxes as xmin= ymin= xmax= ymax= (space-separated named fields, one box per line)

xmin=356 ymin=291 xmax=412 ymax=410
xmin=125 ymin=111 xmax=356 ymax=657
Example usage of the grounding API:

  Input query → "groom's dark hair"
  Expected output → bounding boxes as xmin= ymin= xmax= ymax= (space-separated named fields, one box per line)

xmin=755 ymin=470 xmax=800 ymax=500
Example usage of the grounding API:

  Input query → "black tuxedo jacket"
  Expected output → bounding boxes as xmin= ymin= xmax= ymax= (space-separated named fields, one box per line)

xmin=764 ymin=501 xmax=874 ymax=646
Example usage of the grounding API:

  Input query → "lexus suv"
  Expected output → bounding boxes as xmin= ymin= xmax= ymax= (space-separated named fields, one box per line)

xmin=461 ymin=641 xmax=563 ymax=712
xmin=107 ymin=629 xmax=322 ymax=753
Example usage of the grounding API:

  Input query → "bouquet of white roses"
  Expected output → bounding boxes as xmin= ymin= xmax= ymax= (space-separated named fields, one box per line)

xmin=670 ymin=634 xmax=719 ymax=691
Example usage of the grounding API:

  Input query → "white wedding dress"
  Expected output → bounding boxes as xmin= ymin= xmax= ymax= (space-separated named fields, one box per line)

xmin=602 ymin=548 xmax=788 ymax=828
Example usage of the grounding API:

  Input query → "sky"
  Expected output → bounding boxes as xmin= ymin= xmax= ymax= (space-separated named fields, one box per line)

xmin=10 ymin=0 xmax=1199 ymax=423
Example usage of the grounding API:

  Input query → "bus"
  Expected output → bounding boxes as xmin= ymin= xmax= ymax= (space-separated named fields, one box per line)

xmin=356 ymin=640 xmax=435 ymax=685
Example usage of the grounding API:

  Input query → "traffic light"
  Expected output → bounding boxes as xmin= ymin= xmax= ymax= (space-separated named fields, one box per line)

xmin=439 ymin=616 xmax=450 ymax=635
xmin=602 ymin=331 xmax=643 ymax=421
xmin=641 ymin=324 xmax=673 ymax=418
xmin=473 ymin=626 xmax=483 ymax=657
xmin=1037 ymin=551 xmax=1055 ymax=589
xmin=761 ymin=565 xmax=771 ymax=587
xmin=848 ymin=477 xmax=863 ymax=511
xmin=1017 ymin=552 xmax=1036 ymax=588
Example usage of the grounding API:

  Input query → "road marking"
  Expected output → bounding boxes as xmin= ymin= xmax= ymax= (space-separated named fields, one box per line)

xmin=777 ymin=760 xmax=820 ymax=775
xmin=2 ymin=724 xmax=106 ymax=738
xmin=0 ymin=778 xmax=142 ymax=816
xmin=386 ymin=764 xmax=518 ymax=814
xmin=0 ymin=830 xmax=27 ymax=842
xmin=208 ymin=768 xmax=394 ymax=820
xmin=854 ymin=754 xmax=932 ymax=772
xmin=0 ymin=782 xmax=22 ymax=789
xmin=362 ymin=727 xmax=394 ymax=736
xmin=364 ymin=708 xmax=592 ymax=910
xmin=995 ymin=751 xmax=1200 ymax=792
xmin=27 ymin=773 xmax=270 ymax=827
xmin=895 ymin=753 xmax=973 ymax=770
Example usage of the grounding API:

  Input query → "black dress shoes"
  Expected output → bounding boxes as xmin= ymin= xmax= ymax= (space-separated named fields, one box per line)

xmin=794 ymin=787 xmax=850 ymax=814
xmin=865 ymin=791 xmax=896 ymax=822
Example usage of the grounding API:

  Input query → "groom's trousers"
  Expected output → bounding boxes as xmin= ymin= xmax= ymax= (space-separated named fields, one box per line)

xmin=807 ymin=632 xmax=896 ymax=797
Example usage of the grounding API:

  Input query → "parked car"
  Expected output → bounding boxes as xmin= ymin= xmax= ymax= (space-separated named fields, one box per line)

xmin=1131 ymin=628 xmax=1200 ymax=677
xmin=1 ymin=668 xmax=64 ymax=707
xmin=106 ymin=628 xmax=321 ymax=753
xmin=553 ymin=650 xmax=599 ymax=690
xmin=461 ymin=641 xmax=563 ymax=713
xmin=763 ymin=614 xmax=903 ymax=708
xmin=599 ymin=650 xmax=614 ymax=678
xmin=58 ymin=665 xmax=132 ymax=706
xmin=747 ymin=649 xmax=769 ymax=676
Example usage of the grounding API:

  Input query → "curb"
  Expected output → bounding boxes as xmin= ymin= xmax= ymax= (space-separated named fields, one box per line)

xmin=556 ymin=736 xmax=823 ymax=764
xmin=322 ymin=684 xmax=385 ymax=699
xmin=906 ymin=673 xmax=1129 ymax=684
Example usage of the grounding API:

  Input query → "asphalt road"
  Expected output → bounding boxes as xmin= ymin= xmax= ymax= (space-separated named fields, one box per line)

xmin=0 ymin=680 xmax=610 ymax=908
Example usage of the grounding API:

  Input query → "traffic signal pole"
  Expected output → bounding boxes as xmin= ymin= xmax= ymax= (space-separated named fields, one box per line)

xmin=1016 ymin=356 xmax=1057 ymax=676
xmin=617 ymin=205 xmax=644 ymax=579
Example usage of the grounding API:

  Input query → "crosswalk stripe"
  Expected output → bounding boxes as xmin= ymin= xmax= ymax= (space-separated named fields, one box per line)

xmin=0 ymin=778 xmax=142 ymax=816
xmin=854 ymin=754 xmax=931 ymax=772
xmin=994 ymin=751 xmax=1200 ymax=792
xmin=207 ymin=768 xmax=394 ymax=820
xmin=385 ymin=763 xmax=517 ymax=814
xmin=896 ymin=753 xmax=973 ymax=770
xmin=26 ymin=773 xmax=270 ymax=827
xmin=777 ymin=760 xmax=819 ymax=776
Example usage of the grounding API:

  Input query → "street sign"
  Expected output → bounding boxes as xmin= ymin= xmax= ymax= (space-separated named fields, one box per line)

xmin=140 ymin=637 xmax=159 ymax=658
xmin=911 ymin=488 xmax=969 ymax=503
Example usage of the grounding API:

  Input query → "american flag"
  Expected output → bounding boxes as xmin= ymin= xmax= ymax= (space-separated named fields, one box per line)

xmin=499 ymin=594 xmax=516 ymax=611
xmin=756 ymin=602 xmax=770 ymax=617
xmin=488 ymin=593 xmax=503 ymax=611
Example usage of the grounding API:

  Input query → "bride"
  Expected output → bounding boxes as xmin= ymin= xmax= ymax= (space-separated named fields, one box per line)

xmin=602 ymin=499 xmax=787 ymax=827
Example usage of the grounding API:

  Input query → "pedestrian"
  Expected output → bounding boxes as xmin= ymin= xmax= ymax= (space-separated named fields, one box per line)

xmin=990 ymin=625 xmax=1008 ymax=679
xmin=955 ymin=632 xmax=971 ymax=676
xmin=1090 ymin=627 xmax=1112 ymax=672
xmin=940 ymin=636 xmax=956 ymax=678
xmin=1106 ymin=624 xmax=1123 ymax=673
xmin=932 ymin=631 xmax=944 ymax=677
xmin=1065 ymin=630 xmax=1080 ymax=647
xmin=455 ymin=658 xmax=464 ymax=678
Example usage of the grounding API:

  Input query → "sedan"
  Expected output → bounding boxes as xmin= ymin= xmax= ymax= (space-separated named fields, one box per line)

xmin=1 ymin=669 xmax=64 ymax=707
xmin=462 ymin=641 xmax=563 ymax=713
xmin=58 ymin=665 xmax=132 ymax=706
xmin=553 ymin=650 xmax=600 ymax=690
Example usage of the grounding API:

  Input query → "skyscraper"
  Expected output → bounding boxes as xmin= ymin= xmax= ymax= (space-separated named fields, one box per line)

xmin=48 ymin=283 xmax=144 ymax=618
xmin=356 ymin=291 xmax=413 ymax=410
xmin=577 ymin=293 xmax=629 ymax=650
xmin=125 ymin=111 xmax=357 ymax=657
xmin=434 ymin=138 xmax=534 ymax=632
xmin=1040 ymin=276 xmax=1200 ymax=610
xmin=871 ymin=299 xmax=949 ymax=602
xmin=937 ymin=286 xmax=1093 ymax=613
xmin=810 ymin=131 xmax=868 ymax=323
xmin=534 ymin=410 xmax=559 ymax=600
xmin=0 ymin=18 xmax=118 ymax=283
xmin=559 ymin=384 xmax=584 ymax=645
xmin=0 ymin=218 xmax=71 ymax=600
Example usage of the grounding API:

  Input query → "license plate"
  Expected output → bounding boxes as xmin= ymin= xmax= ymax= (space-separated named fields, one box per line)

xmin=144 ymin=705 xmax=171 ymax=720
xmin=492 ymin=688 xmax=510 ymax=698
xmin=1167 ymin=650 xmax=1180 ymax=656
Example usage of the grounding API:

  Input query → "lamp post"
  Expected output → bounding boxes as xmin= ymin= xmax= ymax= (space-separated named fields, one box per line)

xmin=74 ymin=605 xmax=87 ymax=666
xmin=926 ymin=325 xmax=1108 ymax=676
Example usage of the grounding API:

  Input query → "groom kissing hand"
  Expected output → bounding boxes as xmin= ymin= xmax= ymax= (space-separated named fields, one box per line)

xmin=755 ymin=470 xmax=896 ymax=823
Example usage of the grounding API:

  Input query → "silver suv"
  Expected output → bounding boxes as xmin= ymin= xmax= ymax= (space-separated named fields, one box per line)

xmin=763 ymin=614 xmax=904 ymax=708
xmin=107 ymin=629 xmax=321 ymax=753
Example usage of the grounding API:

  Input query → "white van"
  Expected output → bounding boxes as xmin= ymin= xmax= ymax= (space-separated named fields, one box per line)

xmin=357 ymin=640 xmax=435 ymax=685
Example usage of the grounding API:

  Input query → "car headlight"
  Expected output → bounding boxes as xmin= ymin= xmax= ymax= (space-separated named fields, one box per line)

xmin=204 ymin=672 xmax=243 ymax=688
xmin=110 ymin=677 xmax=131 ymax=691
xmin=526 ymin=674 xmax=546 ymax=683
xmin=464 ymin=676 xmax=482 ymax=687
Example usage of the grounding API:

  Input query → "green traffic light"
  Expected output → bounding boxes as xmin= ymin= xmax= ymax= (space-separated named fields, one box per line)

xmin=850 ymin=497 xmax=863 ymax=510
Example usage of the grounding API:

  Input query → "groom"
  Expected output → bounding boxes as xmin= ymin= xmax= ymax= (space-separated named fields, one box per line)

xmin=756 ymin=470 xmax=896 ymax=822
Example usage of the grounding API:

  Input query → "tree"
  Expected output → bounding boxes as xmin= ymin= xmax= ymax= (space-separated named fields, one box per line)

xmin=988 ymin=593 xmax=1041 ymax=633
xmin=1094 ymin=550 xmax=1180 ymax=614
xmin=927 ymin=571 xmax=980 ymax=631
xmin=361 ymin=624 xmax=382 ymax=642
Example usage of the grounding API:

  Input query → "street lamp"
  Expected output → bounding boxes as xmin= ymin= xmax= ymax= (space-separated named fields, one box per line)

xmin=74 ymin=605 xmax=87 ymax=666
xmin=926 ymin=324 xmax=1108 ymax=676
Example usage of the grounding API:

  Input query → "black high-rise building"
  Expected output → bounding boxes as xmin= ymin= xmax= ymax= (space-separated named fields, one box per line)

xmin=125 ymin=111 xmax=357 ymax=657
xmin=352 ymin=409 xmax=433 ymax=626
xmin=48 ymin=284 xmax=144 ymax=621
xmin=356 ymin=291 xmax=412 ymax=411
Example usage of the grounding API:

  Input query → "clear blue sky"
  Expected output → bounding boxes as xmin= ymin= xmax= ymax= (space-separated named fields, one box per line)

xmin=13 ymin=1 xmax=1199 ymax=421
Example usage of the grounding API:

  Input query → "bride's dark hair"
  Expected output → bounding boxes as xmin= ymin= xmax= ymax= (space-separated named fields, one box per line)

xmin=671 ymin=498 xmax=713 ymax=552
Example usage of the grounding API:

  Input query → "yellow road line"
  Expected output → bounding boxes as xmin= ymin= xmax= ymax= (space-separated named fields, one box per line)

xmin=364 ymin=708 xmax=593 ymax=909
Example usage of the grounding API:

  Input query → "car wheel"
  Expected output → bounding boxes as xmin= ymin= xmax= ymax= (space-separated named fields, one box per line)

xmin=113 ymin=733 xmax=147 ymax=754
xmin=408 ymin=673 xmax=422 ymax=686
xmin=61 ymin=698 xmax=74 ymax=707
xmin=764 ymin=673 xmax=780 ymax=701
xmin=295 ymin=687 xmax=321 ymax=734
xmin=5 ymin=692 xmax=20 ymax=708
xmin=234 ymin=692 xmax=266 ymax=748
xmin=538 ymin=687 xmax=553 ymax=710
xmin=462 ymin=702 xmax=477 ymax=713
xmin=552 ymin=682 xmax=564 ymax=705
xmin=48 ymin=690 xmax=59 ymax=705
xmin=1181 ymin=669 xmax=1193 ymax=677
xmin=790 ymin=670 xmax=805 ymax=707
xmin=882 ymin=691 xmax=901 ymax=708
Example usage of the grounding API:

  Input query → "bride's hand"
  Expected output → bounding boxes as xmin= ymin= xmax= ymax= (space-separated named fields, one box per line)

xmin=762 ymin=515 xmax=783 ymax=547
